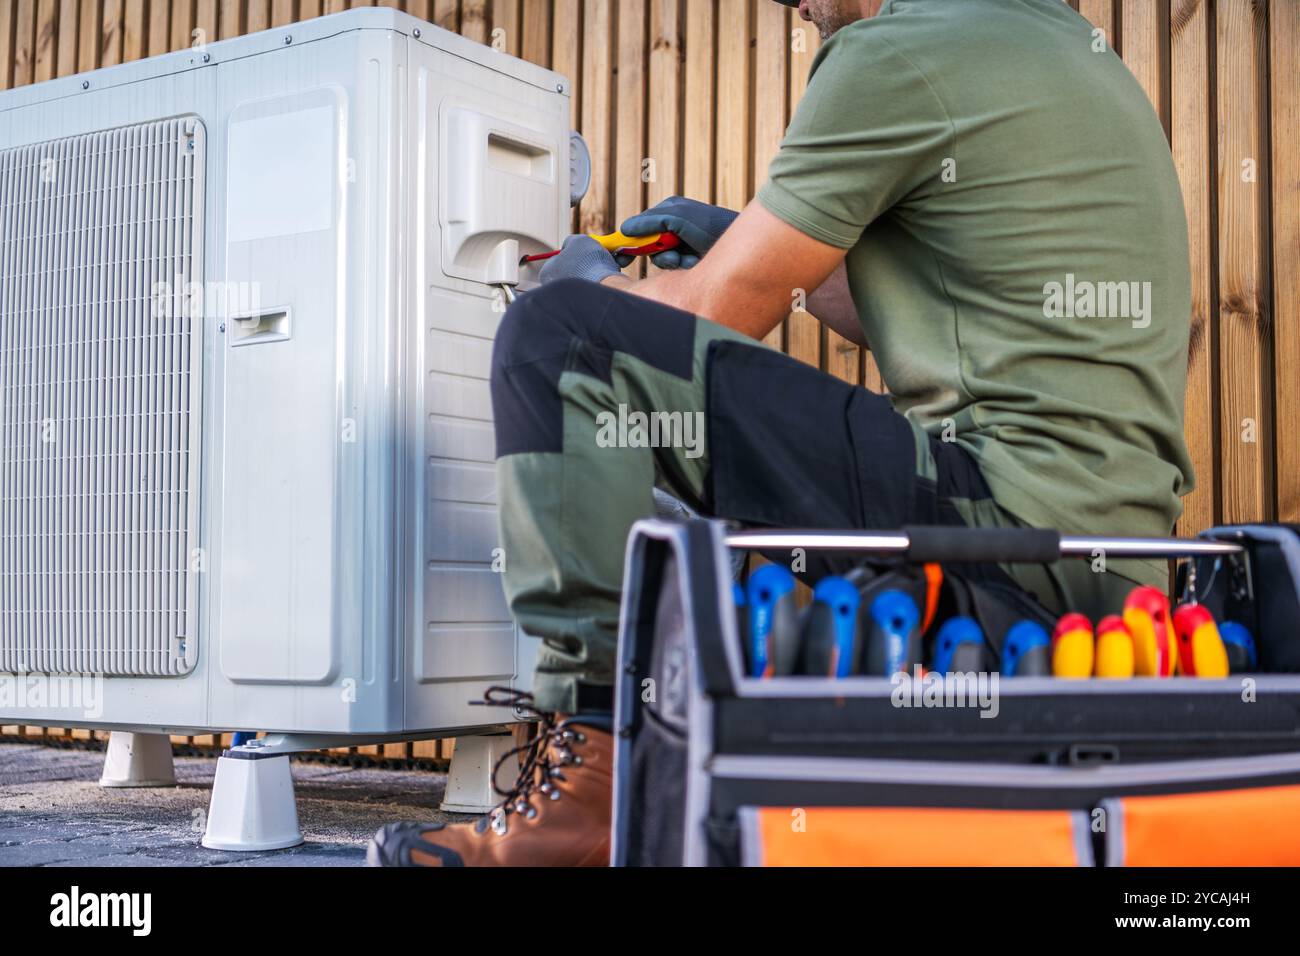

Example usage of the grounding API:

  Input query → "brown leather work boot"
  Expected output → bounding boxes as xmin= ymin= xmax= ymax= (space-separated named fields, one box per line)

xmin=367 ymin=689 xmax=612 ymax=867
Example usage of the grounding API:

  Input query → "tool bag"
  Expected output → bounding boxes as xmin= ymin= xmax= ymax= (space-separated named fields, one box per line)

xmin=610 ymin=520 xmax=1300 ymax=867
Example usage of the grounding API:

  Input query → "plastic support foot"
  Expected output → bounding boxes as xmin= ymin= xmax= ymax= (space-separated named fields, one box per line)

xmin=98 ymin=732 xmax=177 ymax=788
xmin=201 ymin=752 xmax=303 ymax=851
xmin=439 ymin=733 xmax=520 ymax=814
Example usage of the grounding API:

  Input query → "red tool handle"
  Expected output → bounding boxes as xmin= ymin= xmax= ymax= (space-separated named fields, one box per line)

xmin=521 ymin=231 xmax=681 ymax=265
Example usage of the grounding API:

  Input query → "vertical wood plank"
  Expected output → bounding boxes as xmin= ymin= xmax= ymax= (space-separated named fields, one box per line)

xmin=0 ymin=1 xmax=15 ymax=89
xmin=100 ymin=0 xmax=121 ymax=65
xmin=34 ymin=0 xmax=57 ymax=82
xmin=122 ymin=0 xmax=144 ymax=61
xmin=218 ymin=0 xmax=242 ymax=39
xmin=194 ymin=0 xmax=217 ymax=48
xmin=552 ymin=0 xmax=580 ymax=230
xmin=170 ymin=0 xmax=194 ymax=51
xmin=56 ymin=0 xmax=79 ymax=76
xmin=1121 ymin=0 xmax=1170 ymax=136
xmin=461 ymin=0 xmax=487 ymax=43
xmin=520 ymin=0 xmax=549 ymax=67
xmin=645 ymin=0 xmax=681 ymax=209
xmin=1171 ymin=0 xmax=1217 ymax=534
xmin=681 ymin=0 xmax=714 ymax=202
xmin=432 ymin=0 xmax=458 ymax=32
xmin=299 ymin=0 xmax=322 ymax=19
xmin=147 ymin=0 xmax=170 ymax=55
xmin=490 ymin=0 xmax=519 ymax=55
xmin=615 ymin=0 xmax=647 ymax=273
xmin=753 ymin=0 xmax=787 ymax=349
xmin=272 ymin=0 xmax=297 ymax=28
xmin=78 ymin=0 xmax=101 ymax=73
xmin=1078 ymin=0 xmax=1118 ymax=53
xmin=247 ymin=0 xmax=271 ymax=33
xmin=578 ymin=0 xmax=613 ymax=234
xmin=323 ymin=0 xmax=347 ymax=16
xmin=13 ymin=0 xmax=37 ymax=87
xmin=1216 ymin=0 xmax=1273 ymax=523
xmin=713 ymin=0 xmax=749 ymax=212
xmin=1271 ymin=0 xmax=1300 ymax=522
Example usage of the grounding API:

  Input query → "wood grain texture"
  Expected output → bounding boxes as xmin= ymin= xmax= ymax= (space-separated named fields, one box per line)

xmin=78 ymin=0 xmax=102 ymax=70
xmin=56 ymin=0 xmax=78 ymax=75
xmin=13 ymin=0 xmax=36 ymax=87
xmin=1215 ymin=0 xmax=1273 ymax=523
xmin=0 ymin=2 xmax=15 ymax=89
xmin=713 ymin=0 xmax=749 ymax=212
xmin=34 ymin=0 xmax=57 ymax=82
xmin=491 ymin=0 xmax=520 ymax=55
xmin=520 ymin=0 xmax=550 ymax=67
xmin=1120 ymin=0 xmax=1169 ymax=135
xmin=754 ymin=0 xmax=786 ymax=349
xmin=645 ymin=0 xmax=680 ymax=209
xmin=614 ymin=0 xmax=647 ymax=274
xmin=1171 ymin=0 xmax=1217 ymax=534
xmin=681 ymin=0 xmax=714 ymax=201
xmin=1078 ymin=0 xmax=1117 ymax=52
xmin=1271 ymin=0 xmax=1300 ymax=522
xmin=578 ymin=0 xmax=614 ymax=235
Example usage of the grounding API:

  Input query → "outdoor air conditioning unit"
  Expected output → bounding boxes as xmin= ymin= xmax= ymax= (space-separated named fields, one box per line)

xmin=0 ymin=9 xmax=583 ymax=848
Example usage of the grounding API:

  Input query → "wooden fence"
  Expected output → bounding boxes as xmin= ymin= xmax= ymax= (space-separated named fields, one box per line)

xmin=0 ymin=0 xmax=1297 ymax=748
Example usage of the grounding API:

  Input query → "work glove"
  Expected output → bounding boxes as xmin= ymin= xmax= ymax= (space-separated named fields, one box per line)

xmin=538 ymin=234 xmax=623 ymax=286
xmin=618 ymin=196 xmax=739 ymax=270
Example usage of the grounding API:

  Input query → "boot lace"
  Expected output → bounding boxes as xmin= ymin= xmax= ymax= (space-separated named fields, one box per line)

xmin=468 ymin=686 xmax=590 ymax=836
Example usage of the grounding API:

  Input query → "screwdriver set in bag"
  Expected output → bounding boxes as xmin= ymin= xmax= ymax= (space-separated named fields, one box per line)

xmin=611 ymin=520 xmax=1300 ymax=866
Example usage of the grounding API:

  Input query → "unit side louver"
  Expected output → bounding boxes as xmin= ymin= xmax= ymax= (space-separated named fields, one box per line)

xmin=0 ymin=117 xmax=205 ymax=676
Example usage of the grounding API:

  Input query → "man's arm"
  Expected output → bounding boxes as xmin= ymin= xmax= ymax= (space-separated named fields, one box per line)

xmin=601 ymin=202 xmax=855 ymax=343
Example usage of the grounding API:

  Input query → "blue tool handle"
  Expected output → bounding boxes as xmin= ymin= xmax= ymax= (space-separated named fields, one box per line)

xmin=865 ymin=590 xmax=921 ymax=675
xmin=1001 ymin=620 xmax=1052 ymax=677
xmin=931 ymin=616 xmax=984 ymax=674
xmin=1219 ymin=621 xmax=1257 ymax=673
xmin=747 ymin=564 xmax=797 ymax=678
xmin=801 ymin=577 xmax=861 ymax=677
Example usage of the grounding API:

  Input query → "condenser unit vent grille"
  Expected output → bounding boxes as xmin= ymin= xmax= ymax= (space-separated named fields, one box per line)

xmin=0 ymin=117 xmax=205 ymax=676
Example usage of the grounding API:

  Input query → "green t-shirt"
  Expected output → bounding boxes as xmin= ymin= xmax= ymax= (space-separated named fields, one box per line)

xmin=757 ymin=0 xmax=1194 ymax=586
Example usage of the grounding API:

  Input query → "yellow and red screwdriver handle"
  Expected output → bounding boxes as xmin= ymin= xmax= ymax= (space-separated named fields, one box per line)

xmin=520 ymin=230 xmax=682 ymax=265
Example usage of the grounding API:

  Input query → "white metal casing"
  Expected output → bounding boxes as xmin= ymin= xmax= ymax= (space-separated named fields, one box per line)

xmin=0 ymin=9 xmax=567 ymax=736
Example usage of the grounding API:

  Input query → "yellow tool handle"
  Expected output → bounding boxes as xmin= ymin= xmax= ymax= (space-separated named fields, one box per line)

xmin=591 ymin=230 xmax=666 ymax=252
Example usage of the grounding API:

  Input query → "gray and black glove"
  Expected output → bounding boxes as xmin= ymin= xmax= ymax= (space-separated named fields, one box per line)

xmin=538 ymin=234 xmax=623 ymax=286
xmin=618 ymin=196 xmax=738 ymax=270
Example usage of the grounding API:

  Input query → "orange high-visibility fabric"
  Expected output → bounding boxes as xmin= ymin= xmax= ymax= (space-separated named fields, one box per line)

xmin=750 ymin=806 xmax=1089 ymax=866
xmin=1110 ymin=784 xmax=1300 ymax=866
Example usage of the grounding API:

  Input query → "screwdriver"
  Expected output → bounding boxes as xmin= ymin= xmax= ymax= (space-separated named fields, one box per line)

xmin=746 ymin=564 xmax=800 ymax=679
xmin=1123 ymin=586 xmax=1176 ymax=677
xmin=799 ymin=577 xmax=862 ymax=677
xmin=1051 ymin=613 xmax=1095 ymax=679
xmin=1094 ymin=614 xmax=1135 ymax=678
xmin=863 ymin=590 xmax=921 ymax=675
xmin=1172 ymin=603 xmax=1230 ymax=678
xmin=1001 ymin=620 xmax=1051 ymax=676
xmin=930 ymin=617 xmax=989 ymax=674
xmin=520 ymin=230 xmax=682 ymax=265
xmin=1219 ymin=621 xmax=1258 ymax=674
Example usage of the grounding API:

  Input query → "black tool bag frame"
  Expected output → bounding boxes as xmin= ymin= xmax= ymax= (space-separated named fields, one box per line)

xmin=610 ymin=519 xmax=1300 ymax=867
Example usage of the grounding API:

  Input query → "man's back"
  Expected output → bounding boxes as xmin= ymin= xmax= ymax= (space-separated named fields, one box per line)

xmin=759 ymin=0 xmax=1195 ymax=583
